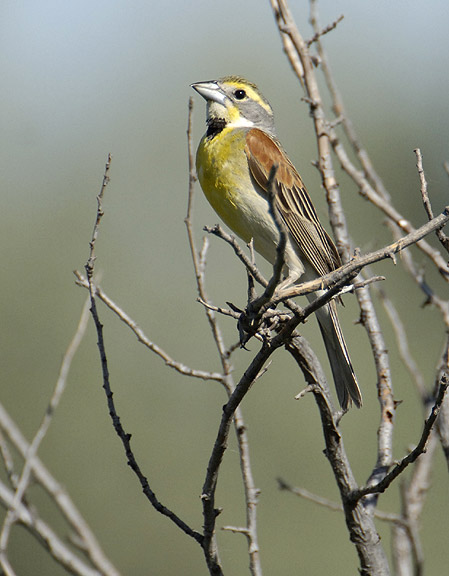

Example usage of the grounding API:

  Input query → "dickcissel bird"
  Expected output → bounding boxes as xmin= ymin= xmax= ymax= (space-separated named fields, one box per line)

xmin=192 ymin=76 xmax=362 ymax=409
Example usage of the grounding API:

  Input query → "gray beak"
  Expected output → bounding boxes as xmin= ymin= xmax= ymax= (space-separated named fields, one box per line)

xmin=191 ymin=81 xmax=227 ymax=106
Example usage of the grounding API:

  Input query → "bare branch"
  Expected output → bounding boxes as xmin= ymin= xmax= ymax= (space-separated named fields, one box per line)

xmin=435 ymin=338 xmax=449 ymax=470
xmin=310 ymin=5 xmax=449 ymax=280
xmin=415 ymin=148 xmax=433 ymax=221
xmin=0 ymin=297 xmax=91 ymax=574
xmin=351 ymin=375 xmax=448 ymax=502
xmin=197 ymin=297 xmax=240 ymax=320
xmin=74 ymin=271 xmax=223 ymax=382
xmin=285 ymin=329 xmax=391 ymax=573
xmin=271 ymin=7 xmax=397 ymax=513
xmin=0 ymin=479 xmax=103 ymax=576
xmin=85 ymin=153 xmax=112 ymax=279
xmin=276 ymin=208 xmax=449 ymax=302
xmin=83 ymin=156 xmax=203 ymax=546
xmin=306 ymin=13 xmax=344 ymax=47
xmin=277 ymin=478 xmax=405 ymax=525
xmin=200 ymin=339 xmax=279 ymax=551
xmin=186 ymin=101 xmax=262 ymax=575
xmin=415 ymin=148 xmax=449 ymax=254
xmin=266 ymin=5 xmax=449 ymax=575
xmin=310 ymin=17 xmax=449 ymax=280
xmin=204 ymin=224 xmax=268 ymax=288
xmin=278 ymin=478 xmax=343 ymax=512
xmin=375 ymin=285 xmax=427 ymax=399
xmin=0 ymin=298 xmax=121 ymax=576
xmin=221 ymin=525 xmax=250 ymax=535
xmin=385 ymin=224 xmax=449 ymax=327
xmin=185 ymin=99 xmax=231 ymax=367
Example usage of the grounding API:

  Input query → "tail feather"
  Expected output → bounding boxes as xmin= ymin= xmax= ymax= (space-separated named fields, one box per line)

xmin=314 ymin=300 xmax=362 ymax=410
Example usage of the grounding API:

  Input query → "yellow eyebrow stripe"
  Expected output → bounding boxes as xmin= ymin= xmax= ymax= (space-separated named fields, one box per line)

xmin=227 ymin=80 xmax=273 ymax=114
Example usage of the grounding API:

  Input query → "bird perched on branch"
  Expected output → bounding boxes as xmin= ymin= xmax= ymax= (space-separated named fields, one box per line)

xmin=192 ymin=76 xmax=362 ymax=409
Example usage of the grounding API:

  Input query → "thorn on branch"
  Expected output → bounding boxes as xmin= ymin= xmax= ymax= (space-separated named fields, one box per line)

xmin=295 ymin=384 xmax=315 ymax=400
xmin=387 ymin=252 xmax=397 ymax=265
xmin=301 ymin=96 xmax=319 ymax=109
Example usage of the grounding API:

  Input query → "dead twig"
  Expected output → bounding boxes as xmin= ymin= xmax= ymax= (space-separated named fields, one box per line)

xmin=351 ymin=375 xmax=448 ymax=502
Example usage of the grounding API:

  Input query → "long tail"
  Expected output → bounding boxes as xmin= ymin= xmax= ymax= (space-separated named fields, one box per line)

xmin=313 ymin=299 xmax=362 ymax=410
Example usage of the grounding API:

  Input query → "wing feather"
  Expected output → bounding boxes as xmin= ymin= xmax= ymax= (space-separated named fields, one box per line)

xmin=245 ymin=129 xmax=341 ymax=277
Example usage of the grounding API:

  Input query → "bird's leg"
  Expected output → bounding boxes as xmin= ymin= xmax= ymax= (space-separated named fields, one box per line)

xmin=274 ymin=269 xmax=301 ymax=294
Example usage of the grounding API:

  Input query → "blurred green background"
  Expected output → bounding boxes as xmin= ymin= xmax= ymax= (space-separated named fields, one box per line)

xmin=1 ymin=1 xmax=448 ymax=574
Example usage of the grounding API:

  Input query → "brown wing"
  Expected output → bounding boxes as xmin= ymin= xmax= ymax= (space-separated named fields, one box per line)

xmin=245 ymin=128 xmax=341 ymax=277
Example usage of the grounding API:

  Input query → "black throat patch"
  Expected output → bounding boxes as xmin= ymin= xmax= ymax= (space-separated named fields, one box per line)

xmin=206 ymin=117 xmax=227 ymax=139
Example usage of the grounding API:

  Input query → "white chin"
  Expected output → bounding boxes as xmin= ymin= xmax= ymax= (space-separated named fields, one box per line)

xmin=207 ymin=101 xmax=228 ymax=120
xmin=228 ymin=116 xmax=255 ymax=129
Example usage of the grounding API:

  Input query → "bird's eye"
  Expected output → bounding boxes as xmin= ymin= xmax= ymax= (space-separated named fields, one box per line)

xmin=234 ymin=89 xmax=247 ymax=100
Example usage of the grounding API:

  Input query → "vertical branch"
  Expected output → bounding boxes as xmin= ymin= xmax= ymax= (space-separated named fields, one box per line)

xmin=375 ymin=286 xmax=426 ymax=399
xmin=269 ymin=4 xmax=449 ymax=573
xmin=200 ymin=344 xmax=280 ymax=576
xmin=271 ymin=0 xmax=396 ymax=506
xmin=186 ymin=100 xmax=262 ymax=576
xmin=435 ymin=337 xmax=449 ymax=470
xmin=309 ymin=0 xmax=390 ymax=201
xmin=185 ymin=98 xmax=230 ymax=368
xmin=309 ymin=2 xmax=397 ymax=497
xmin=392 ymin=435 xmax=438 ymax=576
xmin=85 ymin=154 xmax=112 ymax=280
xmin=307 ymin=0 xmax=397 ymax=506
xmin=286 ymin=335 xmax=390 ymax=576
xmin=357 ymin=283 xmax=395 ymax=506
xmin=275 ymin=0 xmax=349 ymax=256
xmin=415 ymin=148 xmax=449 ymax=254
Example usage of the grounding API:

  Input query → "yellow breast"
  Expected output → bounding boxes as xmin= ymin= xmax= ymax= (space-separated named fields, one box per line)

xmin=196 ymin=129 xmax=247 ymax=238
xmin=196 ymin=126 xmax=305 ymax=276
xmin=196 ymin=127 xmax=273 ymax=246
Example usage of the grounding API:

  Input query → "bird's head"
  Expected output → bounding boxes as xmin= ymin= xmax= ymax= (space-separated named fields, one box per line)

xmin=191 ymin=76 xmax=275 ymax=135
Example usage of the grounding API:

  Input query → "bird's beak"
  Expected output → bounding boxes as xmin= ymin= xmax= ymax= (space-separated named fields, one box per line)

xmin=191 ymin=81 xmax=227 ymax=106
